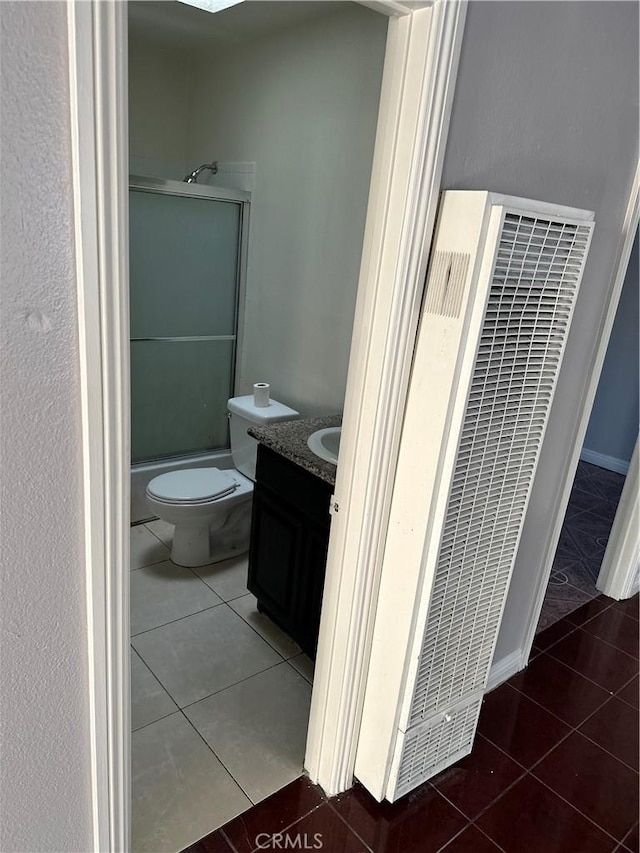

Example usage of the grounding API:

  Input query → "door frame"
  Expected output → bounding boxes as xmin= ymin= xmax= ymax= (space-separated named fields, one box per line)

xmin=67 ymin=0 xmax=467 ymax=849
xmin=598 ymin=436 xmax=640 ymax=599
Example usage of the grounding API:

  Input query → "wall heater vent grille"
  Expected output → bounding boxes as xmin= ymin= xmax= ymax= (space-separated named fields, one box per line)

xmin=355 ymin=193 xmax=594 ymax=804
xmin=408 ymin=213 xmax=592 ymax=728
xmin=396 ymin=696 xmax=482 ymax=798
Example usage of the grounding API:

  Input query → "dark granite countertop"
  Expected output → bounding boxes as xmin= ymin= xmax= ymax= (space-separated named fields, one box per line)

xmin=248 ymin=414 xmax=342 ymax=486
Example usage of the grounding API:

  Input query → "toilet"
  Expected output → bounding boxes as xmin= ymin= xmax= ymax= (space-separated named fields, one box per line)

xmin=146 ymin=395 xmax=299 ymax=567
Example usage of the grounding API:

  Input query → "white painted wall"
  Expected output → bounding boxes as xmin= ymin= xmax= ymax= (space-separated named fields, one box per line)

xmin=0 ymin=3 xmax=93 ymax=850
xmin=186 ymin=4 xmax=387 ymax=414
xmin=128 ymin=34 xmax=192 ymax=179
xmin=440 ymin=0 xmax=639 ymax=672
xmin=582 ymin=229 xmax=639 ymax=473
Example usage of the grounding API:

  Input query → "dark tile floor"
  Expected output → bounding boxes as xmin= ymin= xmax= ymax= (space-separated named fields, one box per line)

xmin=184 ymin=594 xmax=638 ymax=853
xmin=537 ymin=461 xmax=626 ymax=631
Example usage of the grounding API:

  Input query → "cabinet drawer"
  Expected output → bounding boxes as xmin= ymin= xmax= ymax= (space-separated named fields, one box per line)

xmin=255 ymin=445 xmax=332 ymax=527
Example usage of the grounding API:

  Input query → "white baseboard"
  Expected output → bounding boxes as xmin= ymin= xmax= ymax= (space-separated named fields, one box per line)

xmin=580 ymin=448 xmax=630 ymax=476
xmin=485 ymin=648 xmax=526 ymax=693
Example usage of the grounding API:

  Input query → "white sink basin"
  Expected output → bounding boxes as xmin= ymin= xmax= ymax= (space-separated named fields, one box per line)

xmin=307 ymin=427 xmax=341 ymax=465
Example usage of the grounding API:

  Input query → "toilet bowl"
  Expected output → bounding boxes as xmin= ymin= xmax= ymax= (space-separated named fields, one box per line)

xmin=146 ymin=467 xmax=253 ymax=567
xmin=146 ymin=395 xmax=298 ymax=567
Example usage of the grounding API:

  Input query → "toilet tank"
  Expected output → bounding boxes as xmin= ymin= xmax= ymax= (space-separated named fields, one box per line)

xmin=227 ymin=395 xmax=299 ymax=481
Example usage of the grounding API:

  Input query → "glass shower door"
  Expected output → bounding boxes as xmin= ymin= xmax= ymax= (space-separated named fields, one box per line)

xmin=129 ymin=185 xmax=243 ymax=463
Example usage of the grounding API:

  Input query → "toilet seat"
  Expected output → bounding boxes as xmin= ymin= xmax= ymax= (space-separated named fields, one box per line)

xmin=147 ymin=468 xmax=238 ymax=505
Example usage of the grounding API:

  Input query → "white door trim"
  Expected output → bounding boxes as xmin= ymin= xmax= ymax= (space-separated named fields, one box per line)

xmin=68 ymin=2 xmax=130 ymax=851
xmin=305 ymin=0 xmax=467 ymax=795
xmin=598 ymin=437 xmax=640 ymax=599
xmin=69 ymin=0 xmax=466 ymax=845
xmin=518 ymin=162 xmax=640 ymax=659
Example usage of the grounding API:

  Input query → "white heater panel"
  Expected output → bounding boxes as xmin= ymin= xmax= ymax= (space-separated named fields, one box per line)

xmin=355 ymin=192 xmax=594 ymax=802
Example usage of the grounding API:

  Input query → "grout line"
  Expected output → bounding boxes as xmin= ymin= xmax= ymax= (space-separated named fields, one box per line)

xmin=288 ymin=655 xmax=314 ymax=685
xmin=433 ymin=822 xmax=474 ymax=853
xmin=506 ymin=676 xmax=613 ymax=731
xmin=131 ymin=601 xmax=224 ymax=638
xmin=142 ymin=519 xmax=171 ymax=548
xmin=325 ymin=799 xmax=376 ymax=853
xmin=614 ymin=678 xmax=639 ymax=712
xmin=579 ymin=616 xmax=640 ymax=658
xmin=530 ymin=770 xmax=628 ymax=846
xmin=474 ymin=732 xmax=529 ymax=772
xmin=518 ymin=685 xmax=637 ymax=782
xmin=187 ymin=563 xmax=252 ymax=603
xmin=547 ymin=624 xmax=639 ymax=664
xmin=481 ymin=718 xmax=575 ymax=777
xmin=178 ymin=708 xmax=254 ymax=804
xmin=563 ymin=580 xmax=599 ymax=600
xmin=130 ymin=646 xmax=179 ymax=731
xmin=513 ymin=641 xmax=629 ymax=700
xmin=469 ymin=821 xmax=508 ymax=852
xmin=435 ymin=754 xmax=531 ymax=826
xmin=532 ymin=624 xmax=578 ymax=655
xmin=574 ymin=726 xmax=639 ymax=774
xmin=130 ymin=555 xmax=171 ymax=572
xmin=219 ymin=828 xmax=241 ymax=853
xmin=178 ymin=657 xmax=290 ymax=713
xmin=131 ymin=707 xmax=181 ymax=735
xmin=236 ymin=799 xmax=328 ymax=853
xmin=226 ymin=597 xmax=302 ymax=660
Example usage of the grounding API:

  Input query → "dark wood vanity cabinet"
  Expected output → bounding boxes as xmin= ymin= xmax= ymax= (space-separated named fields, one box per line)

xmin=248 ymin=444 xmax=332 ymax=659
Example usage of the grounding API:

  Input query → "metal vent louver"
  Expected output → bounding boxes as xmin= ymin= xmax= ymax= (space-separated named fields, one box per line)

xmin=396 ymin=696 xmax=482 ymax=797
xmin=424 ymin=251 xmax=470 ymax=318
xmin=355 ymin=193 xmax=594 ymax=803
xmin=409 ymin=213 xmax=592 ymax=727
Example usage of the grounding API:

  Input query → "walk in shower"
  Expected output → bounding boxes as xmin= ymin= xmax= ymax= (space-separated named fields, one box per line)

xmin=129 ymin=176 xmax=250 ymax=521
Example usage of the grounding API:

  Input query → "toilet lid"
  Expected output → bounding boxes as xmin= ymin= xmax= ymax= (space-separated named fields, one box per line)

xmin=147 ymin=468 xmax=238 ymax=504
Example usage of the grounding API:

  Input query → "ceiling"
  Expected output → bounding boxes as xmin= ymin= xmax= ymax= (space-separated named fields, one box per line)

xmin=128 ymin=1 xmax=348 ymax=50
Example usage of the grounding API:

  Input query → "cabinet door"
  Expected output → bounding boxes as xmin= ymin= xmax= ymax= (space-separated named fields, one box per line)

xmin=297 ymin=519 xmax=331 ymax=658
xmin=248 ymin=483 xmax=304 ymax=635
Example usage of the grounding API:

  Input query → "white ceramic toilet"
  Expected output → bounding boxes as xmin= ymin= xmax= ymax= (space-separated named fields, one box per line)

xmin=146 ymin=395 xmax=299 ymax=567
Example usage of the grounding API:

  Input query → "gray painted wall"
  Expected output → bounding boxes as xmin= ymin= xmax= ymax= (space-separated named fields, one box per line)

xmin=583 ymin=230 xmax=639 ymax=470
xmin=440 ymin=0 xmax=638 ymax=670
xmin=128 ymin=34 xmax=192 ymax=180
xmin=129 ymin=4 xmax=387 ymax=416
xmin=186 ymin=4 xmax=387 ymax=415
xmin=0 ymin=2 xmax=93 ymax=851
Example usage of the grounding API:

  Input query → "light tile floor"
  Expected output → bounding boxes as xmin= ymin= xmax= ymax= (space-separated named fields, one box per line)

xmin=130 ymin=521 xmax=315 ymax=853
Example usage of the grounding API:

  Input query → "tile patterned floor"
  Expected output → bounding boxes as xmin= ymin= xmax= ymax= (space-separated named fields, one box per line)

xmin=537 ymin=461 xmax=626 ymax=632
xmin=187 ymin=594 xmax=639 ymax=853
xmin=130 ymin=521 xmax=315 ymax=853
xmin=134 ymin=460 xmax=631 ymax=851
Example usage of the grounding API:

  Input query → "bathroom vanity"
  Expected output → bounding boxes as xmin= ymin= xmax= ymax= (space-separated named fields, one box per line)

xmin=247 ymin=416 xmax=340 ymax=659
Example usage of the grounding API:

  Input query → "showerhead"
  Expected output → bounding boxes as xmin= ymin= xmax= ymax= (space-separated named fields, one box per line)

xmin=184 ymin=162 xmax=219 ymax=184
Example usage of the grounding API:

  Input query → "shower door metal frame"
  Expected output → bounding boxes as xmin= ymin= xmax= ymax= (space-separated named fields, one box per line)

xmin=128 ymin=175 xmax=251 ymax=464
xmin=68 ymin=1 xmax=467 ymax=850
